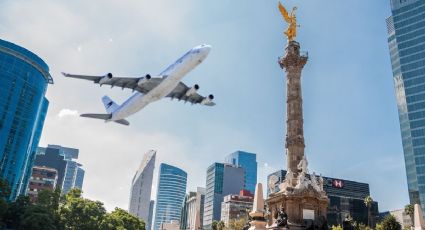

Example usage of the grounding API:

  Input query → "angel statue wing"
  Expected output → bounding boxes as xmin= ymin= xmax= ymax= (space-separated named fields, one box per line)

xmin=278 ymin=2 xmax=290 ymax=23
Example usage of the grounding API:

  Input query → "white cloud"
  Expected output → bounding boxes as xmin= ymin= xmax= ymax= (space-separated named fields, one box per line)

xmin=57 ymin=109 xmax=79 ymax=118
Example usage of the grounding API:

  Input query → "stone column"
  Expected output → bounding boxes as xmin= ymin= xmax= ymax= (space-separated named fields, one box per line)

xmin=279 ymin=41 xmax=308 ymax=175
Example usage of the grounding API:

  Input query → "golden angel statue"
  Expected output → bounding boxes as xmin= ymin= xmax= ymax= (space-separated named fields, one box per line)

xmin=278 ymin=2 xmax=298 ymax=41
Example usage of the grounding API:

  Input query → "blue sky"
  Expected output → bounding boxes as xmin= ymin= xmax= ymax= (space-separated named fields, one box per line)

xmin=0 ymin=0 xmax=407 ymax=212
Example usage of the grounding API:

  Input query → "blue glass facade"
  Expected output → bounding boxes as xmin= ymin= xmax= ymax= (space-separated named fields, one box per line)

xmin=74 ymin=167 xmax=85 ymax=190
xmin=19 ymin=97 xmax=49 ymax=196
xmin=153 ymin=163 xmax=187 ymax=230
xmin=203 ymin=163 xmax=244 ymax=229
xmin=34 ymin=145 xmax=85 ymax=194
xmin=0 ymin=39 xmax=52 ymax=200
xmin=387 ymin=0 xmax=425 ymax=212
xmin=224 ymin=151 xmax=257 ymax=194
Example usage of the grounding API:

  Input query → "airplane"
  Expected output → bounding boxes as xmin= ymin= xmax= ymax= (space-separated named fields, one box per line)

xmin=62 ymin=44 xmax=215 ymax=126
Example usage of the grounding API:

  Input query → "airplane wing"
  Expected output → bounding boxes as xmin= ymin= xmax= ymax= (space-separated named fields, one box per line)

xmin=62 ymin=73 xmax=215 ymax=106
xmin=167 ymin=82 xmax=215 ymax=106
xmin=62 ymin=73 xmax=163 ymax=94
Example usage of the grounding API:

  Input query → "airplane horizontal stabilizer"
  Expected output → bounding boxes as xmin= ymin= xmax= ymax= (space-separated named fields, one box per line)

xmin=114 ymin=119 xmax=130 ymax=126
xmin=80 ymin=113 xmax=112 ymax=120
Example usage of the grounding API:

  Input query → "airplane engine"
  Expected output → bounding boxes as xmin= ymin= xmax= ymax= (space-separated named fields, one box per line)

xmin=185 ymin=84 xmax=200 ymax=97
xmin=99 ymin=73 xmax=113 ymax=85
xmin=201 ymin=94 xmax=214 ymax=105
xmin=137 ymin=74 xmax=151 ymax=86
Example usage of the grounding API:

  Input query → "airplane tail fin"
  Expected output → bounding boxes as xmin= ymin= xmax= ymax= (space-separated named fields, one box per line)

xmin=80 ymin=96 xmax=129 ymax=126
xmin=80 ymin=113 xmax=130 ymax=126
xmin=101 ymin=95 xmax=119 ymax=114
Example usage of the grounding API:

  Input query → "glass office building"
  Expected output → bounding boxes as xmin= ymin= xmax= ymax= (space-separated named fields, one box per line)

xmin=387 ymin=0 xmax=425 ymax=211
xmin=203 ymin=163 xmax=244 ymax=229
xmin=35 ymin=145 xmax=85 ymax=194
xmin=19 ymin=97 xmax=49 ymax=196
xmin=0 ymin=39 xmax=53 ymax=200
xmin=74 ymin=167 xmax=85 ymax=190
xmin=153 ymin=163 xmax=187 ymax=230
xmin=224 ymin=151 xmax=257 ymax=194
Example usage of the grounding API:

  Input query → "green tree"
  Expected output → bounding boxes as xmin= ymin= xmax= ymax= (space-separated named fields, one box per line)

xmin=0 ymin=179 xmax=11 ymax=199
xmin=0 ymin=199 xmax=7 ymax=229
xmin=405 ymin=204 xmax=414 ymax=226
xmin=66 ymin=187 xmax=82 ymax=199
xmin=37 ymin=188 xmax=63 ymax=229
xmin=331 ymin=225 xmax=342 ymax=230
xmin=20 ymin=205 xmax=57 ymax=230
xmin=377 ymin=215 xmax=401 ymax=230
xmin=100 ymin=208 xmax=145 ymax=230
xmin=228 ymin=217 xmax=247 ymax=230
xmin=212 ymin=220 xmax=218 ymax=230
xmin=364 ymin=196 xmax=373 ymax=227
xmin=4 ymin=195 xmax=31 ymax=229
xmin=352 ymin=222 xmax=372 ymax=230
xmin=59 ymin=188 xmax=106 ymax=230
xmin=37 ymin=188 xmax=61 ymax=211
xmin=217 ymin=220 xmax=225 ymax=230
xmin=0 ymin=179 xmax=10 ymax=229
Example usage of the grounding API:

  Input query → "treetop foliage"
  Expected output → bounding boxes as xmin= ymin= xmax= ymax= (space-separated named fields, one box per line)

xmin=0 ymin=181 xmax=145 ymax=230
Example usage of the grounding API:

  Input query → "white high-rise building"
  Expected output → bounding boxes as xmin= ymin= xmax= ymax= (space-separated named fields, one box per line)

xmin=129 ymin=150 xmax=156 ymax=224
xmin=186 ymin=187 xmax=205 ymax=230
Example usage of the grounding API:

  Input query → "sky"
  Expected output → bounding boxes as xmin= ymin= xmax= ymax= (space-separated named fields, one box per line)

xmin=0 ymin=0 xmax=408 ymax=212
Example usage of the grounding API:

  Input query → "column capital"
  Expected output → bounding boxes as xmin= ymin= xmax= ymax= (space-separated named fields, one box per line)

xmin=279 ymin=40 xmax=308 ymax=70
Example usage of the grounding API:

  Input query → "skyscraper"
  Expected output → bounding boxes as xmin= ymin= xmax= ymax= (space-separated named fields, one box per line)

xmin=181 ymin=187 xmax=205 ymax=230
xmin=20 ymin=97 xmax=49 ymax=197
xmin=220 ymin=190 xmax=253 ymax=226
xmin=153 ymin=163 xmax=187 ymax=230
xmin=46 ymin=145 xmax=82 ymax=193
xmin=203 ymin=163 xmax=244 ymax=229
xmin=0 ymin=39 xmax=53 ymax=200
xmin=35 ymin=145 xmax=84 ymax=193
xmin=387 ymin=0 xmax=425 ymax=211
xmin=128 ymin=150 xmax=156 ymax=224
xmin=148 ymin=200 xmax=155 ymax=230
xmin=74 ymin=167 xmax=85 ymax=190
xmin=224 ymin=151 xmax=257 ymax=194
xmin=27 ymin=166 xmax=58 ymax=202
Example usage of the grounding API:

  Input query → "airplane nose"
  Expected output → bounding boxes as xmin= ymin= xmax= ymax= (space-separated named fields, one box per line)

xmin=201 ymin=45 xmax=211 ymax=55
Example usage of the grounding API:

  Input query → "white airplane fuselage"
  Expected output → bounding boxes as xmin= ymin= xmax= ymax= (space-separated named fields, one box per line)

xmin=109 ymin=45 xmax=211 ymax=122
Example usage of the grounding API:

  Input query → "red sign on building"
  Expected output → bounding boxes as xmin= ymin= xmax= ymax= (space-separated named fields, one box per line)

xmin=332 ymin=180 xmax=344 ymax=188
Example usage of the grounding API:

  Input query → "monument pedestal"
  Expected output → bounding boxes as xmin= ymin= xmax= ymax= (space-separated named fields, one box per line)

xmin=249 ymin=220 xmax=267 ymax=230
xmin=267 ymin=224 xmax=304 ymax=230
xmin=266 ymin=186 xmax=328 ymax=227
